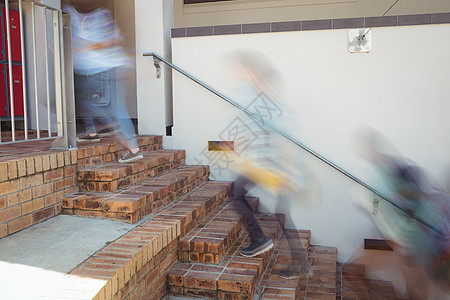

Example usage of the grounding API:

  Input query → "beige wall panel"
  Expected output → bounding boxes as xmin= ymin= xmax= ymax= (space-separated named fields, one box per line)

xmin=114 ymin=0 xmax=137 ymax=118
xmin=174 ymin=0 xmax=450 ymax=27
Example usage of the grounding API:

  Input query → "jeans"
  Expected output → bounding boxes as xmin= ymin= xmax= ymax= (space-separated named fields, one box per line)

xmin=234 ymin=175 xmax=305 ymax=264
xmin=75 ymin=67 xmax=138 ymax=149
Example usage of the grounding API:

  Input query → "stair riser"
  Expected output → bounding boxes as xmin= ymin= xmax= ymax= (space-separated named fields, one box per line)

xmin=179 ymin=203 xmax=248 ymax=265
xmin=62 ymin=167 xmax=209 ymax=223
xmin=78 ymin=153 xmax=186 ymax=192
xmin=168 ymin=216 xmax=284 ymax=299
xmin=77 ymin=136 xmax=163 ymax=169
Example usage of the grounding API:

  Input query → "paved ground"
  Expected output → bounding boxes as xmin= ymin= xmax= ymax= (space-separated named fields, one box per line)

xmin=0 ymin=215 xmax=137 ymax=300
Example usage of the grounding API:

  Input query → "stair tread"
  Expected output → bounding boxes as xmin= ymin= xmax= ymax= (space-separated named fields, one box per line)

xmin=297 ymin=245 xmax=338 ymax=300
xmin=77 ymin=150 xmax=186 ymax=192
xmin=179 ymin=197 xmax=259 ymax=264
xmin=368 ymin=280 xmax=398 ymax=300
xmin=63 ymin=165 xmax=210 ymax=223
xmin=78 ymin=150 xmax=185 ymax=173
xmin=168 ymin=212 xmax=284 ymax=299
xmin=258 ymin=229 xmax=311 ymax=300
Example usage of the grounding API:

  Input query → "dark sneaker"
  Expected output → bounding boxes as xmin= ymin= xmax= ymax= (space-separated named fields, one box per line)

xmin=98 ymin=126 xmax=120 ymax=136
xmin=239 ymin=237 xmax=274 ymax=258
xmin=118 ymin=151 xmax=143 ymax=163
xmin=278 ymin=269 xmax=300 ymax=280
xmin=76 ymin=133 xmax=100 ymax=142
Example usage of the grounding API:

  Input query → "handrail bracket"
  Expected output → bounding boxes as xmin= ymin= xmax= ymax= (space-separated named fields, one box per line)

xmin=372 ymin=194 xmax=381 ymax=215
xmin=153 ymin=57 xmax=161 ymax=79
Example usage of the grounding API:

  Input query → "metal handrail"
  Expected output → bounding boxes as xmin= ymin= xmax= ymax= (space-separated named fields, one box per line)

xmin=144 ymin=52 xmax=442 ymax=234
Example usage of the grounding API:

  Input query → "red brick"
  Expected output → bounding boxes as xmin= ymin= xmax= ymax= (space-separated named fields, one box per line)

xmin=54 ymin=177 xmax=75 ymax=191
xmin=103 ymin=198 xmax=139 ymax=213
xmin=70 ymin=149 xmax=77 ymax=165
xmin=168 ymin=269 xmax=188 ymax=287
xmin=45 ymin=190 xmax=64 ymax=206
xmin=0 ymin=196 xmax=6 ymax=210
xmin=71 ymin=268 xmax=116 ymax=279
xmin=34 ymin=156 xmax=43 ymax=173
xmin=73 ymin=195 xmax=106 ymax=210
xmin=25 ymin=157 xmax=35 ymax=175
xmin=32 ymin=183 xmax=54 ymax=198
xmin=74 ymin=210 xmax=102 ymax=218
xmin=19 ymin=174 xmax=43 ymax=189
xmin=17 ymin=159 xmax=26 ymax=177
xmin=64 ymin=165 xmax=77 ymax=177
xmin=8 ymin=214 xmax=33 ymax=234
xmin=145 ymin=267 xmax=159 ymax=287
xmin=44 ymin=169 xmax=64 ymax=183
xmin=0 ymin=162 xmax=8 ymax=182
xmin=218 ymin=273 xmax=255 ymax=294
xmin=0 ymin=205 xmax=21 ymax=223
xmin=11 ymin=190 xmax=32 ymax=205
xmin=21 ymin=201 xmax=33 ymax=215
xmin=61 ymin=195 xmax=76 ymax=209
xmin=57 ymin=152 xmax=65 ymax=168
xmin=64 ymin=151 xmax=71 ymax=166
xmin=0 ymin=179 xmax=19 ymax=196
xmin=305 ymin=292 xmax=335 ymax=299
xmin=184 ymin=271 xmax=220 ymax=290
xmin=33 ymin=206 xmax=56 ymax=224
xmin=42 ymin=155 xmax=50 ymax=171
xmin=0 ymin=224 xmax=7 ymax=238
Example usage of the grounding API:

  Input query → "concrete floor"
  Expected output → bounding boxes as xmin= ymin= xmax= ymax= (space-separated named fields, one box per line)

xmin=0 ymin=215 xmax=137 ymax=300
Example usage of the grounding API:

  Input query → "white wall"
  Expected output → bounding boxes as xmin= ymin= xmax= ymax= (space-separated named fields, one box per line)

xmin=135 ymin=0 xmax=174 ymax=137
xmin=168 ymin=24 xmax=450 ymax=264
xmin=114 ymin=0 xmax=137 ymax=119
xmin=174 ymin=0 xmax=450 ymax=27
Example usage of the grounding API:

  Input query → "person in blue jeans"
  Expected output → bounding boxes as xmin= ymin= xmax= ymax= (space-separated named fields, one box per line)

xmin=66 ymin=0 xmax=142 ymax=163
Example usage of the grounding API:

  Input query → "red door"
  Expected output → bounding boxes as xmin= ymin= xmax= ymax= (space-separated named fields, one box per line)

xmin=2 ymin=8 xmax=22 ymax=63
xmin=0 ymin=64 xmax=6 ymax=116
xmin=6 ymin=64 xmax=24 ymax=116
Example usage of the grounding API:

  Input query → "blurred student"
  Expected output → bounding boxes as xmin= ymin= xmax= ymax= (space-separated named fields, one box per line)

xmin=65 ymin=0 xmax=142 ymax=163
xmin=354 ymin=127 xmax=449 ymax=298
xmin=230 ymin=50 xmax=306 ymax=279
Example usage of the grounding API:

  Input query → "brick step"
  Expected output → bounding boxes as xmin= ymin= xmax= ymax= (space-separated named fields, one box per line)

xmin=42 ymin=182 xmax=233 ymax=300
xmin=0 ymin=135 xmax=162 ymax=239
xmin=337 ymin=263 xmax=399 ymax=300
xmin=368 ymin=279 xmax=398 ymax=300
xmin=62 ymin=165 xmax=210 ymax=223
xmin=151 ymin=181 xmax=234 ymax=238
xmin=78 ymin=150 xmax=186 ymax=192
xmin=76 ymin=135 xmax=163 ymax=168
xmin=168 ymin=212 xmax=284 ymax=299
xmin=1 ymin=129 xmax=47 ymax=137
xmin=258 ymin=229 xmax=311 ymax=300
xmin=179 ymin=197 xmax=259 ymax=265
xmin=337 ymin=263 xmax=371 ymax=300
xmin=299 ymin=245 xmax=338 ymax=299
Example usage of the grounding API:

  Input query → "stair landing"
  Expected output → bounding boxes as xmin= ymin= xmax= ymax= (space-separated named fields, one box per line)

xmin=0 ymin=215 xmax=137 ymax=300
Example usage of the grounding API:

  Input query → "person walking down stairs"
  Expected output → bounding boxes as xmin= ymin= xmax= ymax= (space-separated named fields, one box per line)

xmin=65 ymin=0 xmax=143 ymax=163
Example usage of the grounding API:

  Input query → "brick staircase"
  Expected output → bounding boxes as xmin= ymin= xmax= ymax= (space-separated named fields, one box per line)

xmin=0 ymin=135 xmax=401 ymax=299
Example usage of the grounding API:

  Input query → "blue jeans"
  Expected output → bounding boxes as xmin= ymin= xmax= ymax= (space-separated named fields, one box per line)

xmin=75 ymin=67 xmax=138 ymax=149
